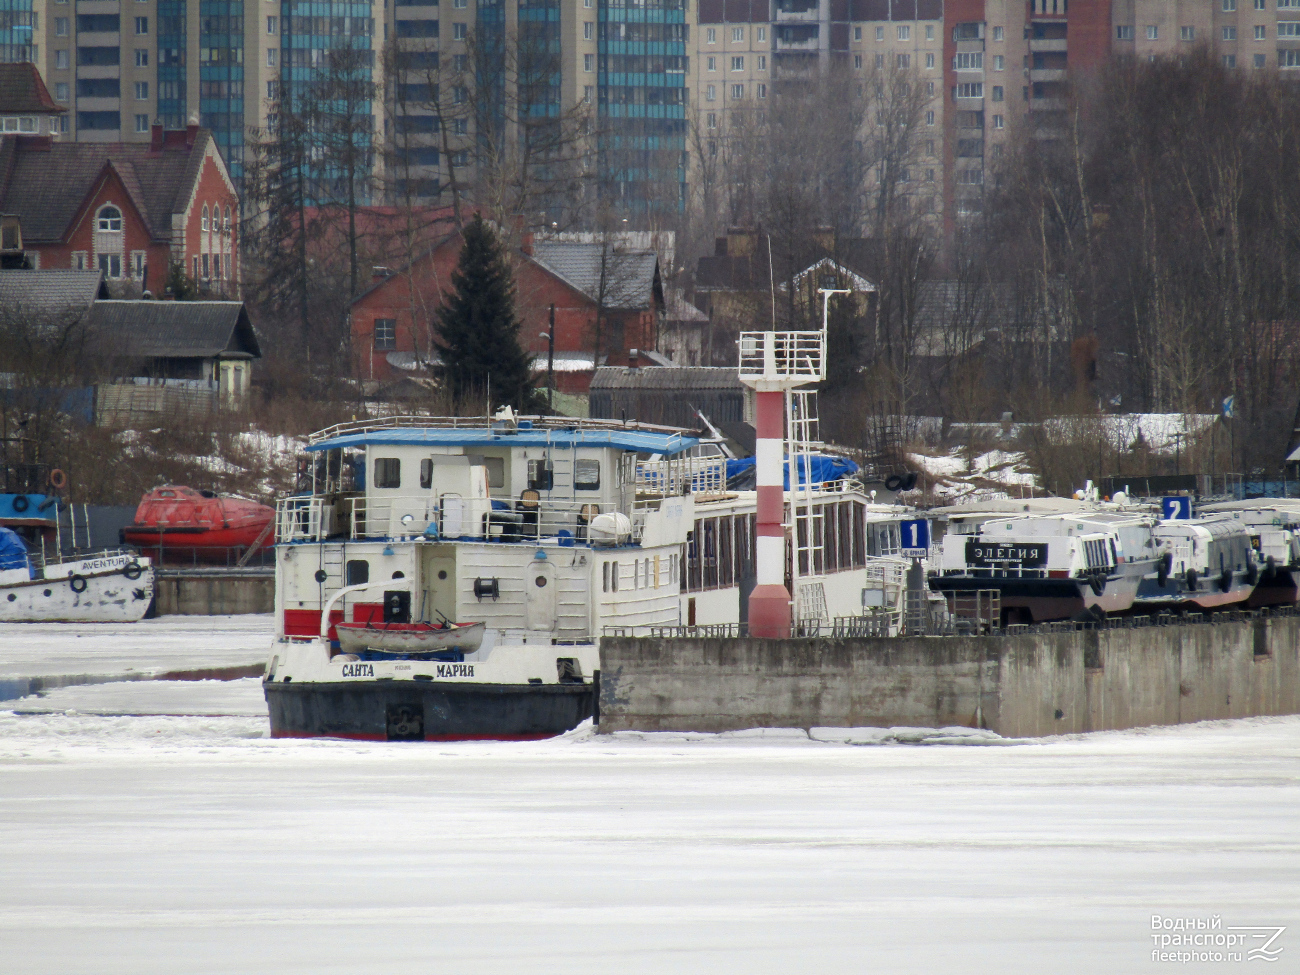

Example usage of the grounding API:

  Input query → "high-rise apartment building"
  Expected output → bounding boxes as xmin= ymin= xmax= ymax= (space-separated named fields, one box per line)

xmin=384 ymin=0 xmax=685 ymax=214
xmin=16 ymin=0 xmax=374 ymax=187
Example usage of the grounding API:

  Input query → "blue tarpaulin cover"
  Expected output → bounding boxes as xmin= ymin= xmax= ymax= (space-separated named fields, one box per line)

xmin=725 ymin=455 xmax=859 ymax=490
xmin=0 ymin=526 xmax=29 ymax=572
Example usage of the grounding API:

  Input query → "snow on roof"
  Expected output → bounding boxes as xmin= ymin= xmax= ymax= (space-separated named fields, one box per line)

xmin=310 ymin=426 xmax=699 ymax=455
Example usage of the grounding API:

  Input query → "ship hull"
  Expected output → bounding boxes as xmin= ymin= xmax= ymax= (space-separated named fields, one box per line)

xmin=931 ymin=570 xmax=1143 ymax=623
xmin=264 ymin=679 xmax=594 ymax=741
xmin=0 ymin=560 xmax=154 ymax=622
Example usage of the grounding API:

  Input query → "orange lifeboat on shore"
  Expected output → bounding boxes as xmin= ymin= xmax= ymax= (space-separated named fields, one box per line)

xmin=123 ymin=485 xmax=275 ymax=560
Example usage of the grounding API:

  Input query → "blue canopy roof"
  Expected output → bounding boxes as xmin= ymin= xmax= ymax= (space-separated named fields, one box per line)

xmin=726 ymin=454 xmax=859 ymax=489
xmin=0 ymin=526 xmax=28 ymax=572
xmin=309 ymin=427 xmax=699 ymax=455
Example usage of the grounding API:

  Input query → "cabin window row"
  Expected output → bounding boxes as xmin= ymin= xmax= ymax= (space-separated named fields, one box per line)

xmin=798 ymin=501 xmax=870 ymax=576
xmin=602 ymin=554 xmax=678 ymax=593
xmin=685 ymin=514 xmax=755 ymax=593
xmin=373 ymin=457 xmax=592 ymax=492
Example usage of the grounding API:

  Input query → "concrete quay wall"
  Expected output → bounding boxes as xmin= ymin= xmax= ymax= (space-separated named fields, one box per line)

xmin=153 ymin=570 xmax=274 ymax=616
xmin=598 ymin=616 xmax=1300 ymax=737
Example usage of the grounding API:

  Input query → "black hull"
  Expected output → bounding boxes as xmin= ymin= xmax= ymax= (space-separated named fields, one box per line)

xmin=930 ymin=575 xmax=1086 ymax=623
xmin=264 ymin=680 xmax=594 ymax=741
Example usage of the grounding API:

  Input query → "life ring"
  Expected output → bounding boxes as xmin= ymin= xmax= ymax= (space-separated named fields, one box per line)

xmin=68 ymin=573 xmax=87 ymax=593
xmin=884 ymin=474 xmax=904 ymax=491
xmin=48 ymin=468 xmax=67 ymax=490
xmin=123 ymin=560 xmax=143 ymax=580
xmin=11 ymin=495 xmax=28 ymax=512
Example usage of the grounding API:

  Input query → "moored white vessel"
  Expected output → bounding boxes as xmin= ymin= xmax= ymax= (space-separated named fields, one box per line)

xmin=262 ymin=408 xmax=902 ymax=740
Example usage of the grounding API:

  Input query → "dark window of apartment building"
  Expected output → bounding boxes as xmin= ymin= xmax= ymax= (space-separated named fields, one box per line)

xmin=77 ymin=111 xmax=121 ymax=129
xmin=77 ymin=78 xmax=121 ymax=98
xmin=396 ymin=19 xmax=438 ymax=37
xmin=77 ymin=14 xmax=120 ymax=31
xmin=77 ymin=46 xmax=121 ymax=66
xmin=396 ymin=115 xmax=439 ymax=134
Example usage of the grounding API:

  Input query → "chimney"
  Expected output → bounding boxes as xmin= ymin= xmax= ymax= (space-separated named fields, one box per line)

xmin=186 ymin=112 xmax=200 ymax=146
xmin=151 ymin=123 xmax=165 ymax=151
xmin=726 ymin=227 xmax=757 ymax=257
xmin=520 ymin=231 xmax=534 ymax=256
xmin=628 ymin=348 xmax=639 ymax=370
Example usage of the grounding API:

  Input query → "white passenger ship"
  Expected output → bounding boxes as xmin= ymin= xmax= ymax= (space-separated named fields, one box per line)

xmin=264 ymin=410 xmax=896 ymax=741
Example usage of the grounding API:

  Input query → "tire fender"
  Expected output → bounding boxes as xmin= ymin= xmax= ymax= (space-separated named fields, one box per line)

xmin=68 ymin=573 xmax=87 ymax=594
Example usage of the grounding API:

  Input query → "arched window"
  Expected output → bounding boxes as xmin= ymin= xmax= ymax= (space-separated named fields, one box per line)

xmin=224 ymin=205 xmax=231 ymax=233
xmin=201 ymin=204 xmax=209 ymax=232
xmin=97 ymin=205 xmax=122 ymax=232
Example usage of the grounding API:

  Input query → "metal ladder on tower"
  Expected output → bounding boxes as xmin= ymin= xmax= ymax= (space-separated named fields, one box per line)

xmin=787 ymin=388 xmax=826 ymax=624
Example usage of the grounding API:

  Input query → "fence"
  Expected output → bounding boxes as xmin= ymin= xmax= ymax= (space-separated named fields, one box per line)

xmin=603 ymin=604 xmax=1298 ymax=642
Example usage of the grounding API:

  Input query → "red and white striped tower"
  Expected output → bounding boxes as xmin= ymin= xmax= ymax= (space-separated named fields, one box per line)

xmin=738 ymin=315 xmax=831 ymax=638
xmin=749 ymin=387 xmax=790 ymax=637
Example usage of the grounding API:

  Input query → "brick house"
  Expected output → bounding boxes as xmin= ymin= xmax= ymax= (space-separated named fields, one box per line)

xmin=0 ymin=123 xmax=239 ymax=296
xmin=350 ymin=231 xmax=664 ymax=394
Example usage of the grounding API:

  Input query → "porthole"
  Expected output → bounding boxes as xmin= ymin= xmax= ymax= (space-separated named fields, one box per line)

xmin=43 ymin=589 xmax=51 ymax=597
xmin=438 ymin=570 xmax=447 ymax=580
xmin=6 ymin=593 xmax=13 ymax=601
xmin=535 ymin=575 xmax=548 ymax=588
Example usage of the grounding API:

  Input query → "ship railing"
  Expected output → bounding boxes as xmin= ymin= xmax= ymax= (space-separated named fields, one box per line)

xmin=283 ymin=494 xmax=646 ymax=545
xmin=737 ymin=330 xmax=825 ymax=383
xmin=635 ymin=456 xmax=726 ymax=495
xmin=307 ymin=414 xmax=696 ymax=447
xmin=277 ymin=497 xmax=328 ymax=543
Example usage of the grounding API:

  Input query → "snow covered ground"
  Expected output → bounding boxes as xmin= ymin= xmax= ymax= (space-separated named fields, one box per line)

xmin=909 ymin=448 xmax=1040 ymax=501
xmin=0 ymin=619 xmax=1296 ymax=974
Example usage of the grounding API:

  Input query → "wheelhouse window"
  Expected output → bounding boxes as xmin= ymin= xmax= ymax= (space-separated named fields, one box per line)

xmin=374 ymin=457 xmax=401 ymax=488
xmin=420 ymin=458 xmax=433 ymax=489
xmin=575 ymin=459 xmax=600 ymax=490
xmin=527 ymin=459 xmax=553 ymax=491
xmin=345 ymin=560 xmax=369 ymax=586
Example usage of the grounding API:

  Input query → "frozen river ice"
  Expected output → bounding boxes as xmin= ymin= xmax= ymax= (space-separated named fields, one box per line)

xmin=0 ymin=616 xmax=1296 ymax=974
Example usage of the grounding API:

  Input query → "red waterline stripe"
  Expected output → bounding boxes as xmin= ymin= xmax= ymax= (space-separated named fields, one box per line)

xmin=270 ymin=730 xmax=557 ymax=742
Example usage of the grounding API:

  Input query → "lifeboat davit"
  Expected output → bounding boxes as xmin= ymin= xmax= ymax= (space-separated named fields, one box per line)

xmin=123 ymin=485 xmax=275 ymax=559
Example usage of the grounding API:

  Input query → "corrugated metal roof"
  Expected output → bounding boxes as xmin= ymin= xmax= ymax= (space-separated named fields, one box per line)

xmin=0 ymin=269 xmax=105 ymax=318
xmin=589 ymin=366 xmax=744 ymax=391
xmin=87 ymin=300 xmax=261 ymax=359
xmin=531 ymin=242 xmax=660 ymax=311
xmin=310 ymin=426 xmax=698 ymax=455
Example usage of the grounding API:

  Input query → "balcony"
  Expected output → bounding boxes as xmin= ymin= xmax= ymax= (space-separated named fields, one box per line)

xmin=1028 ymin=38 xmax=1067 ymax=53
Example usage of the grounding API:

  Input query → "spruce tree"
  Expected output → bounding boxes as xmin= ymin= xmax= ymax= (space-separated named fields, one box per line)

xmin=435 ymin=215 xmax=533 ymax=410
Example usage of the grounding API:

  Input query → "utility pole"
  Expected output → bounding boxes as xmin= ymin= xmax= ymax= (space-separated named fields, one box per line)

xmin=539 ymin=303 xmax=555 ymax=411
